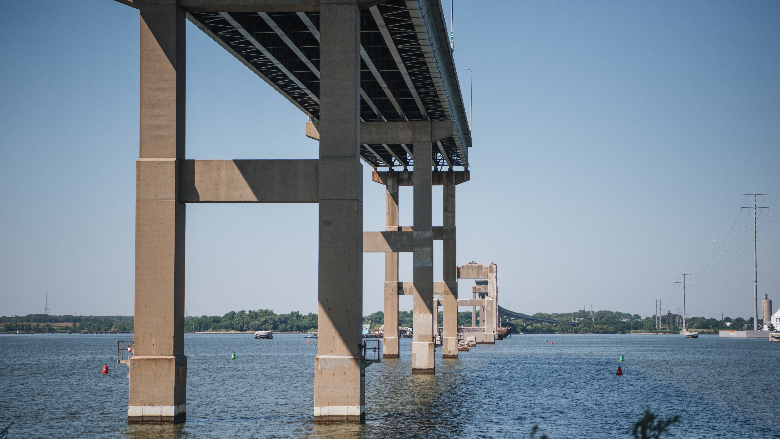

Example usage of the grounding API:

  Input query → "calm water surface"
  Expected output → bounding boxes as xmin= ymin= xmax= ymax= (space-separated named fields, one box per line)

xmin=1 ymin=333 xmax=778 ymax=438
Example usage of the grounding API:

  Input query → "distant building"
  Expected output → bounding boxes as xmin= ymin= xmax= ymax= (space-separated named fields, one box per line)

xmin=766 ymin=310 xmax=780 ymax=331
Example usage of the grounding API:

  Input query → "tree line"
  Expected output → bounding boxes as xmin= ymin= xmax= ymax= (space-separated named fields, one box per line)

xmin=509 ymin=309 xmax=762 ymax=334
xmin=0 ymin=314 xmax=134 ymax=333
xmin=3 ymin=309 xmax=764 ymax=335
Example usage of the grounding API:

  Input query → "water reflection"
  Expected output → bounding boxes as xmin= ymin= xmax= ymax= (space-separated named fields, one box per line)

xmin=1 ymin=333 xmax=778 ymax=438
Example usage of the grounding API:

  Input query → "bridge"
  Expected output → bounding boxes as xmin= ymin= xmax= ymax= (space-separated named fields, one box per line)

xmin=113 ymin=0 xmax=471 ymax=425
xmin=498 ymin=305 xmax=579 ymax=326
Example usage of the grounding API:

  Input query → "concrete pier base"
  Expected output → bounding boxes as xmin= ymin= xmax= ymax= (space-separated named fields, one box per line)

xmin=411 ymin=341 xmax=435 ymax=373
xmin=442 ymin=337 xmax=459 ymax=358
xmin=313 ymin=355 xmax=365 ymax=422
xmin=128 ymin=356 xmax=187 ymax=423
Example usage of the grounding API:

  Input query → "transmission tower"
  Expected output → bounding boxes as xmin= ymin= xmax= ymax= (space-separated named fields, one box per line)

xmin=742 ymin=194 xmax=768 ymax=331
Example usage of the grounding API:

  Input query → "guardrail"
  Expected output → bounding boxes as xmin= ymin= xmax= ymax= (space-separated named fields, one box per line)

xmin=362 ymin=339 xmax=382 ymax=366
xmin=117 ymin=340 xmax=133 ymax=364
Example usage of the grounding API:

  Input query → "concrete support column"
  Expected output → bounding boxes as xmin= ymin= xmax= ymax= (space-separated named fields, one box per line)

xmin=472 ymin=289 xmax=477 ymax=327
xmin=442 ymin=172 xmax=458 ymax=358
xmin=314 ymin=0 xmax=365 ymax=423
xmin=489 ymin=264 xmax=498 ymax=332
xmin=412 ymin=125 xmax=434 ymax=373
xmin=484 ymin=298 xmax=496 ymax=344
xmin=129 ymin=1 xmax=187 ymax=424
xmin=383 ymin=174 xmax=400 ymax=358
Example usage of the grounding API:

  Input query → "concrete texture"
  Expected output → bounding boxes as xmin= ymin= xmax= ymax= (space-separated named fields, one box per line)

xmin=314 ymin=0 xmax=364 ymax=422
xmin=305 ymin=120 xmax=453 ymax=145
xmin=372 ymin=170 xmax=470 ymax=186
xmin=181 ymin=160 xmax=319 ymax=203
xmin=384 ymin=174 xmax=399 ymax=358
xmin=442 ymin=172 xmax=458 ymax=358
xmin=360 ymin=121 xmax=453 ymax=144
xmin=130 ymin=1 xmax=187 ymax=423
xmin=457 ymin=262 xmax=500 ymax=343
xmin=412 ymin=124 xmax=434 ymax=374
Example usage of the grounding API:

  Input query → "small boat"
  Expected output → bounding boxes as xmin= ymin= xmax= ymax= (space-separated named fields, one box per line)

xmin=304 ymin=332 xmax=318 ymax=338
xmin=770 ymin=333 xmax=780 ymax=342
xmin=684 ymin=331 xmax=698 ymax=338
xmin=254 ymin=331 xmax=273 ymax=339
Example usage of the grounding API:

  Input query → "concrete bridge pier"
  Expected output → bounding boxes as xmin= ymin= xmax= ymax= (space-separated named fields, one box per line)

xmin=442 ymin=172 xmax=459 ymax=358
xmin=313 ymin=0 xmax=365 ymax=422
xmin=383 ymin=173 xmax=400 ymax=358
xmin=128 ymin=2 xmax=187 ymax=424
xmin=412 ymin=127 xmax=435 ymax=374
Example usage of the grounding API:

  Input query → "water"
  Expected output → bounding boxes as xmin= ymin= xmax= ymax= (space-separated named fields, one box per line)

xmin=1 ymin=333 xmax=778 ymax=438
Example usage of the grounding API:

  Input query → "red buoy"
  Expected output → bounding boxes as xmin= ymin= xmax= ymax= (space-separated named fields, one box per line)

xmin=616 ymin=366 xmax=623 ymax=376
xmin=102 ymin=364 xmax=108 ymax=374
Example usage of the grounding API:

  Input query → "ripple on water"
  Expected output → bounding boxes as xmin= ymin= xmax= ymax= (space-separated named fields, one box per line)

xmin=0 ymin=333 xmax=778 ymax=438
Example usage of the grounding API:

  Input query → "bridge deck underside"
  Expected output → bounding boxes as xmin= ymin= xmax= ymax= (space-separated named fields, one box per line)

xmin=188 ymin=0 xmax=470 ymax=169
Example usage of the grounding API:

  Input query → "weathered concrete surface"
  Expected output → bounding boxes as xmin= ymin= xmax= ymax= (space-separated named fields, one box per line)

xmin=383 ymin=173 xmax=399 ymax=358
xmin=372 ymin=170 xmax=470 ymax=186
xmin=457 ymin=299 xmax=485 ymax=307
xmin=483 ymin=298 xmax=496 ymax=344
xmin=458 ymin=262 xmax=500 ymax=343
xmin=305 ymin=120 xmax=453 ymax=145
xmin=130 ymin=2 xmax=187 ymax=424
xmin=363 ymin=227 xmax=445 ymax=251
xmin=314 ymin=0 xmax=364 ymax=423
xmin=412 ymin=124 xmax=434 ymax=374
xmin=442 ymin=172 xmax=458 ymax=358
xmin=181 ymin=160 xmax=319 ymax=203
xmin=363 ymin=231 xmax=413 ymax=253
xmin=360 ymin=121 xmax=453 ymax=144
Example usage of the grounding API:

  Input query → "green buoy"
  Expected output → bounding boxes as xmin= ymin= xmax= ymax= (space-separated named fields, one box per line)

xmin=619 ymin=355 xmax=624 ymax=362
xmin=231 ymin=352 xmax=236 ymax=360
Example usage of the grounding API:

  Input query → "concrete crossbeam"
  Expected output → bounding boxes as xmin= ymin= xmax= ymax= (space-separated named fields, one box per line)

xmin=363 ymin=231 xmax=413 ymax=253
xmin=457 ymin=262 xmax=489 ymax=279
xmin=362 ymin=228 xmax=445 ymax=252
xmin=372 ymin=170 xmax=470 ymax=186
xmin=457 ymin=299 xmax=485 ymax=307
xmin=180 ymin=160 xmax=318 ymax=203
xmin=304 ymin=120 xmax=454 ymax=145
xmin=360 ymin=121 xmax=453 ymax=145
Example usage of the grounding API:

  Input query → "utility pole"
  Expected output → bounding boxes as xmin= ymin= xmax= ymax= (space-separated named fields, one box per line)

xmin=742 ymin=194 xmax=768 ymax=331
xmin=659 ymin=300 xmax=662 ymax=331
xmin=674 ymin=275 xmax=692 ymax=333
xmin=655 ymin=300 xmax=658 ymax=329
xmin=450 ymin=0 xmax=454 ymax=51
xmin=45 ymin=288 xmax=49 ymax=316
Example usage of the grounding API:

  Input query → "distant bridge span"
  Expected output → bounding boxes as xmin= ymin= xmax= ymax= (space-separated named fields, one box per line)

xmin=498 ymin=305 xmax=579 ymax=326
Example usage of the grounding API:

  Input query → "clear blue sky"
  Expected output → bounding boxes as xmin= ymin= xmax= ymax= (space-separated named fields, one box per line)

xmin=1 ymin=1 xmax=778 ymax=320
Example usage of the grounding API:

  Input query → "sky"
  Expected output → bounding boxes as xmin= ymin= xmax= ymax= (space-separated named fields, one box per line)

xmin=1 ymin=1 xmax=778 ymax=320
